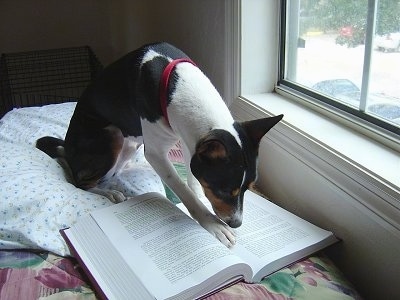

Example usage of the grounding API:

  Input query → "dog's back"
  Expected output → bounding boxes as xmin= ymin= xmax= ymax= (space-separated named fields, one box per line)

xmin=73 ymin=43 xmax=190 ymax=136
xmin=36 ymin=42 xmax=195 ymax=188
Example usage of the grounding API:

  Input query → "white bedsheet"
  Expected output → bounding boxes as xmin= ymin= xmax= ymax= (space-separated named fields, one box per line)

xmin=0 ymin=103 xmax=164 ymax=256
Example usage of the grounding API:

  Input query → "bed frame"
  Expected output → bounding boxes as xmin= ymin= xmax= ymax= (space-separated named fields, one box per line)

xmin=0 ymin=46 xmax=102 ymax=117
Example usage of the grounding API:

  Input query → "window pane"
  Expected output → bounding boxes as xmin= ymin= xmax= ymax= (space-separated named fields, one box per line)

xmin=370 ymin=2 xmax=400 ymax=126
xmin=283 ymin=0 xmax=400 ymax=131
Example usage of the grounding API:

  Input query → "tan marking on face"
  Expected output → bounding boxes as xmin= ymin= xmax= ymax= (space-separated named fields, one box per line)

xmin=197 ymin=140 xmax=227 ymax=159
xmin=199 ymin=179 xmax=235 ymax=219
xmin=248 ymin=181 xmax=256 ymax=190
xmin=232 ymin=188 xmax=240 ymax=197
xmin=208 ymin=143 xmax=227 ymax=159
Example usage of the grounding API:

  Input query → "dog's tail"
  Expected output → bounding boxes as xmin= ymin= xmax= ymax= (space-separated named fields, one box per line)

xmin=36 ymin=137 xmax=65 ymax=158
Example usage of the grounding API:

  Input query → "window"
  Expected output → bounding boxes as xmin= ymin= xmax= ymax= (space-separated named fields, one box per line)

xmin=279 ymin=0 xmax=400 ymax=137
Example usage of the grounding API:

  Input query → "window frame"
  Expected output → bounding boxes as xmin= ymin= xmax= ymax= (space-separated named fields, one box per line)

xmin=236 ymin=0 xmax=399 ymax=190
xmin=277 ymin=0 xmax=400 ymax=139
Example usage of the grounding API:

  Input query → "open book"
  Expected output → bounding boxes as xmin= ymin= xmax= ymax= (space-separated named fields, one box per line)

xmin=61 ymin=191 xmax=338 ymax=300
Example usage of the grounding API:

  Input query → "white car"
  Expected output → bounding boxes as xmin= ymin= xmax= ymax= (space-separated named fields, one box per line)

xmin=376 ymin=32 xmax=400 ymax=52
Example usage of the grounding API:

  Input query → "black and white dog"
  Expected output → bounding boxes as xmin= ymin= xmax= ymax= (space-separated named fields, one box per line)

xmin=37 ymin=42 xmax=283 ymax=247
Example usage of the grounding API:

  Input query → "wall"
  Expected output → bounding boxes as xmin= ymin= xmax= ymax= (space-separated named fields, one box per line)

xmin=107 ymin=0 xmax=153 ymax=60
xmin=107 ymin=0 xmax=231 ymax=103
xmin=0 ymin=0 xmax=113 ymax=64
xmin=259 ymin=134 xmax=400 ymax=298
xmin=259 ymin=135 xmax=400 ymax=299
xmin=0 ymin=0 xmax=231 ymax=102
xmin=241 ymin=0 xmax=279 ymax=94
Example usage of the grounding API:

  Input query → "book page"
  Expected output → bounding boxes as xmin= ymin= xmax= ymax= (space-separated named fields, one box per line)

xmin=177 ymin=190 xmax=337 ymax=282
xmin=232 ymin=191 xmax=337 ymax=281
xmin=89 ymin=192 xmax=252 ymax=300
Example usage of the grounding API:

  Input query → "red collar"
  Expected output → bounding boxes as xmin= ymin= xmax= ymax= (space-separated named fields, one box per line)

xmin=159 ymin=58 xmax=196 ymax=127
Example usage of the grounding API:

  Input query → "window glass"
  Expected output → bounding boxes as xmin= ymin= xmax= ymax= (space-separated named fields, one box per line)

xmin=281 ymin=0 xmax=400 ymax=133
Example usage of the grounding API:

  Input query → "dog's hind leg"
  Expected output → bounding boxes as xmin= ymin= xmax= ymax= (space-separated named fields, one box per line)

xmin=112 ymin=136 xmax=143 ymax=174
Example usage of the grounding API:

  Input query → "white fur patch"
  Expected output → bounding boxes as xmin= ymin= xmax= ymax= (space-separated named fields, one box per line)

xmin=166 ymin=63 xmax=242 ymax=151
xmin=141 ymin=49 xmax=163 ymax=65
xmin=141 ymin=48 xmax=242 ymax=150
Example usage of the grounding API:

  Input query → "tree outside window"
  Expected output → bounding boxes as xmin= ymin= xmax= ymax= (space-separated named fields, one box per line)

xmin=282 ymin=0 xmax=400 ymax=133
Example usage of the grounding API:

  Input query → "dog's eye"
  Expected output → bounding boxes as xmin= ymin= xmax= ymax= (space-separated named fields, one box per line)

xmin=218 ymin=188 xmax=240 ymax=198
xmin=216 ymin=189 xmax=230 ymax=198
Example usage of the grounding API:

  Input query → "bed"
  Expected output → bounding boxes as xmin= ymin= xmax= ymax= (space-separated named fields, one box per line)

xmin=0 ymin=47 xmax=362 ymax=299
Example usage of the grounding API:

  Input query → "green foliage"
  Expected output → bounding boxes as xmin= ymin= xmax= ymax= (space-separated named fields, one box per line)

xmin=300 ymin=0 xmax=400 ymax=34
xmin=376 ymin=0 xmax=400 ymax=34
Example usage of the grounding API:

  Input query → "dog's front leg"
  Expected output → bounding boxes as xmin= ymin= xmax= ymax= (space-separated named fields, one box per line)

xmin=180 ymin=144 xmax=236 ymax=247
xmin=142 ymin=126 xmax=235 ymax=246
xmin=147 ymin=150 xmax=235 ymax=247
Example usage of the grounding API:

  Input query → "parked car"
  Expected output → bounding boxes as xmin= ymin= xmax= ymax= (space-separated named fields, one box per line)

xmin=375 ymin=32 xmax=400 ymax=52
xmin=312 ymin=80 xmax=400 ymax=123
xmin=367 ymin=102 xmax=400 ymax=124
xmin=335 ymin=25 xmax=365 ymax=47
xmin=312 ymin=79 xmax=361 ymax=106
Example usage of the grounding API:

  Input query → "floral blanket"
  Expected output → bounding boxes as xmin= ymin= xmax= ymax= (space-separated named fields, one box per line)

xmin=0 ymin=250 xmax=362 ymax=300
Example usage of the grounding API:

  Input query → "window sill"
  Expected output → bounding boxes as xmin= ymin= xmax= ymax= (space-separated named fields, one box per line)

xmin=235 ymin=92 xmax=399 ymax=188
xmin=230 ymin=92 xmax=400 ymax=229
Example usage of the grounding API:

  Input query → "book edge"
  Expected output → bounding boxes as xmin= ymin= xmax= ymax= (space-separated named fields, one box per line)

xmin=252 ymin=233 xmax=339 ymax=282
xmin=60 ymin=228 xmax=109 ymax=300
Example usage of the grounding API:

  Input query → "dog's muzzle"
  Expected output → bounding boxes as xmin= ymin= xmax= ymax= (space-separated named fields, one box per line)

xmin=226 ymin=217 xmax=243 ymax=228
xmin=219 ymin=212 xmax=243 ymax=228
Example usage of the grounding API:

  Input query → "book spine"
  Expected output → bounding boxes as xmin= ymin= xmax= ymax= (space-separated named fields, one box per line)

xmin=60 ymin=228 xmax=109 ymax=300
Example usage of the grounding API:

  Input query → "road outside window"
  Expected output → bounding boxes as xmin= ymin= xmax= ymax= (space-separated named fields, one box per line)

xmin=281 ymin=0 xmax=400 ymax=133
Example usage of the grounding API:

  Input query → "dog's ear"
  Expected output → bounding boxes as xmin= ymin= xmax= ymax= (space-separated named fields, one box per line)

xmin=196 ymin=138 xmax=227 ymax=161
xmin=241 ymin=114 xmax=283 ymax=145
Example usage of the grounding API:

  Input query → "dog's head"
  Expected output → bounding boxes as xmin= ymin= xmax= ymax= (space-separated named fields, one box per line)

xmin=190 ymin=115 xmax=283 ymax=228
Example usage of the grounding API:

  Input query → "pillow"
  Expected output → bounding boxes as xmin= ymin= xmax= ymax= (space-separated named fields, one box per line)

xmin=0 ymin=102 xmax=76 ymax=145
xmin=0 ymin=103 xmax=165 ymax=256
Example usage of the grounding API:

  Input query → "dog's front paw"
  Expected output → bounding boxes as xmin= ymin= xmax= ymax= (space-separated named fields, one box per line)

xmin=199 ymin=214 xmax=236 ymax=248
xmin=106 ymin=190 xmax=126 ymax=203
xmin=89 ymin=187 xmax=126 ymax=203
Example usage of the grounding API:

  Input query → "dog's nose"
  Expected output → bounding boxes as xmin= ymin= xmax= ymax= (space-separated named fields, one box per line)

xmin=217 ymin=207 xmax=243 ymax=228
xmin=226 ymin=217 xmax=242 ymax=228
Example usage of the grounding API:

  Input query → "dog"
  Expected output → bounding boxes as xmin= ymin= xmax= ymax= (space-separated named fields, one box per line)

xmin=36 ymin=42 xmax=283 ymax=247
